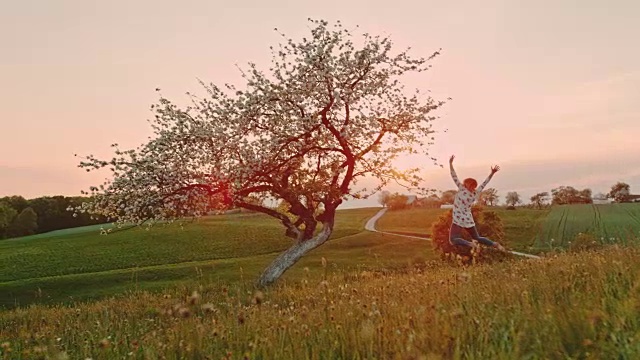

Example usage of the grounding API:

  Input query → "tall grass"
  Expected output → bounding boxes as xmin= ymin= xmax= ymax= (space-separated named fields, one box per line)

xmin=2 ymin=245 xmax=640 ymax=359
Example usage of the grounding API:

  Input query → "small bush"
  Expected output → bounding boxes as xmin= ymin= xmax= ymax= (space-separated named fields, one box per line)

xmin=506 ymin=205 xmax=516 ymax=210
xmin=431 ymin=205 xmax=511 ymax=264
xmin=386 ymin=194 xmax=409 ymax=211
xmin=569 ymin=232 xmax=601 ymax=252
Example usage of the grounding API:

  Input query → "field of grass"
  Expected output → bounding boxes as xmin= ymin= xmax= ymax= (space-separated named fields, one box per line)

xmin=3 ymin=222 xmax=116 ymax=241
xmin=1 ymin=208 xmax=440 ymax=309
xmin=2 ymin=245 xmax=640 ymax=359
xmin=534 ymin=204 xmax=640 ymax=249
xmin=375 ymin=207 xmax=445 ymax=236
xmin=4 ymin=203 xmax=640 ymax=358
xmin=6 ymin=204 xmax=638 ymax=310
xmin=376 ymin=207 xmax=550 ymax=250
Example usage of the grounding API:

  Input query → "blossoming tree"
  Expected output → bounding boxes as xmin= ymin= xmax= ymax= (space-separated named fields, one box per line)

xmin=77 ymin=19 xmax=445 ymax=287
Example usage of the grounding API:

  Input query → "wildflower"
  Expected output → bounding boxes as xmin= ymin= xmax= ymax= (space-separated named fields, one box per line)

xmin=178 ymin=307 xmax=191 ymax=318
xmin=201 ymin=303 xmax=215 ymax=313
xmin=99 ymin=338 xmax=110 ymax=348
xmin=188 ymin=291 xmax=200 ymax=305
xmin=457 ymin=272 xmax=471 ymax=283
xmin=253 ymin=291 xmax=265 ymax=305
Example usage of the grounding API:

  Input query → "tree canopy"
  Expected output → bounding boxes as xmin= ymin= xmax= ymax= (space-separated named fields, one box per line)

xmin=0 ymin=202 xmax=18 ymax=238
xmin=505 ymin=191 xmax=521 ymax=207
xmin=76 ymin=19 xmax=445 ymax=285
xmin=551 ymin=186 xmax=593 ymax=205
xmin=9 ymin=207 xmax=38 ymax=237
xmin=530 ymin=192 xmax=550 ymax=209
xmin=608 ymin=182 xmax=631 ymax=203
xmin=479 ymin=188 xmax=499 ymax=206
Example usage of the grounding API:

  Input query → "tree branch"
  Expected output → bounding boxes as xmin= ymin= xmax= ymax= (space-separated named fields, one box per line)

xmin=235 ymin=200 xmax=302 ymax=240
xmin=355 ymin=123 xmax=387 ymax=158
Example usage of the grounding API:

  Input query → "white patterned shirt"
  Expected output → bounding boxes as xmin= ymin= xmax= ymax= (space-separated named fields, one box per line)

xmin=450 ymin=165 xmax=493 ymax=228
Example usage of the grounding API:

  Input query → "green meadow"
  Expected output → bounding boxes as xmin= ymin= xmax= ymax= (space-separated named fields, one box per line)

xmin=2 ymin=204 xmax=640 ymax=359
xmin=1 ymin=208 xmax=436 ymax=308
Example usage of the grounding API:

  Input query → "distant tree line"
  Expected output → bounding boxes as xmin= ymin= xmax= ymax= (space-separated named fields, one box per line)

xmin=0 ymin=195 xmax=108 ymax=239
xmin=377 ymin=181 xmax=637 ymax=212
xmin=1 ymin=182 xmax=634 ymax=238
xmin=607 ymin=182 xmax=637 ymax=203
xmin=550 ymin=186 xmax=592 ymax=205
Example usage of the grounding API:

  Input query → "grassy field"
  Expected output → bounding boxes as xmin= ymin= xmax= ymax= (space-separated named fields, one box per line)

xmin=5 ymin=204 xmax=639 ymax=309
xmin=1 ymin=208 xmax=440 ymax=309
xmin=3 ymin=222 xmax=116 ymax=241
xmin=533 ymin=204 xmax=640 ymax=250
xmin=376 ymin=207 xmax=550 ymax=250
xmin=375 ymin=207 xmax=445 ymax=236
xmin=2 ymin=245 xmax=639 ymax=359
xmin=4 ymin=204 xmax=640 ymax=358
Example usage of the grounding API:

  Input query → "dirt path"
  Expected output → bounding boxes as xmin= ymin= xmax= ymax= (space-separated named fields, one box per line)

xmin=365 ymin=208 xmax=541 ymax=259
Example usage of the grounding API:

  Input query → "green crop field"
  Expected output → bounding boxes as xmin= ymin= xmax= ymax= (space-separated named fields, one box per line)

xmin=534 ymin=204 xmax=640 ymax=249
xmin=0 ymin=207 xmax=440 ymax=308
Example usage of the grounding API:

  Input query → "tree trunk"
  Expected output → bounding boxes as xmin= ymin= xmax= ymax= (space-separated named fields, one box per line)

xmin=256 ymin=221 xmax=333 ymax=288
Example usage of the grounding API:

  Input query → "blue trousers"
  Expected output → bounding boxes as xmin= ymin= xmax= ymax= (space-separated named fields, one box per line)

xmin=449 ymin=223 xmax=495 ymax=247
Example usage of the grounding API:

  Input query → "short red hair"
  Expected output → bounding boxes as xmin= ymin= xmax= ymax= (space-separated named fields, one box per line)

xmin=463 ymin=178 xmax=477 ymax=190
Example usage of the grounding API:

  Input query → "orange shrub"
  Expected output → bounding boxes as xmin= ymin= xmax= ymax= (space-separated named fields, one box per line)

xmin=431 ymin=205 xmax=511 ymax=264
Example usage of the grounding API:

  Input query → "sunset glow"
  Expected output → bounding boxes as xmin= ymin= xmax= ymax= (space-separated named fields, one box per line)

xmin=2 ymin=0 xmax=639 ymax=206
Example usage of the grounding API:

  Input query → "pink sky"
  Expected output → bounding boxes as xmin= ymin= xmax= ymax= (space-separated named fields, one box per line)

xmin=1 ymin=0 xmax=639 ymax=207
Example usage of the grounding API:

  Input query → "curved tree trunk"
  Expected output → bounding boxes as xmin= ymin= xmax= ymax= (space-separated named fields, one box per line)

xmin=256 ymin=221 xmax=334 ymax=288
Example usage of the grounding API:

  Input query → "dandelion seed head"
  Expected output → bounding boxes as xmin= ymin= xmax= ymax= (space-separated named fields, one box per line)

xmin=188 ymin=291 xmax=200 ymax=305
xmin=99 ymin=338 xmax=110 ymax=348
xmin=253 ymin=291 xmax=265 ymax=305
xmin=201 ymin=303 xmax=215 ymax=313
xmin=178 ymin=307 xmax=191 ymax=318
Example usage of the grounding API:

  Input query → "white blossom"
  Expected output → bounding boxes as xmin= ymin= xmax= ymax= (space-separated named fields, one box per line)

xmin=76 ymin=18 xmax=444 ymax=252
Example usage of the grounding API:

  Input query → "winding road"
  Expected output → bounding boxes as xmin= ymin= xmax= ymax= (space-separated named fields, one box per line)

xmin=365 ymin=208 xmax=540 ymax=259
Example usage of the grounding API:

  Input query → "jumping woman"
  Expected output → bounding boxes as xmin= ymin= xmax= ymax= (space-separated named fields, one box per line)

xmin=448 ymin=155 xmax=505 ymax=252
